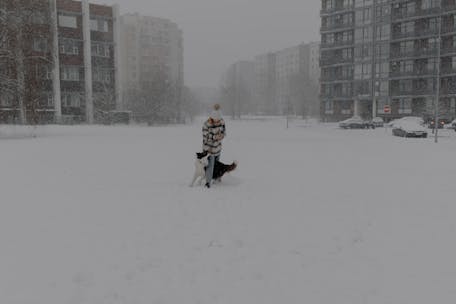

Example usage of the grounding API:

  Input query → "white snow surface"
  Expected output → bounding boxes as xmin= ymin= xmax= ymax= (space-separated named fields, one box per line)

xmin=1 ymin=118 xmax=456 ymax=304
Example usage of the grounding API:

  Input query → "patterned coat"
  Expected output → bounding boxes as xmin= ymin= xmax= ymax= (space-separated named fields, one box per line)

xmin=202 ymin=118 xmax=226 ymax=155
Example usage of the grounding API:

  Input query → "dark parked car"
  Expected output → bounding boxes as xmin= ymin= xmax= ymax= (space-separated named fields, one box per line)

xmin=392 ymin=120 xmax=428 ymax=138
xmin=339 ymin=116 xmax=375 ymax=129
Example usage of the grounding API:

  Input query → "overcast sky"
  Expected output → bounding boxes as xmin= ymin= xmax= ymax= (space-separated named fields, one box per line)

xmin=99 ymin=0 xmax=320 ymax=87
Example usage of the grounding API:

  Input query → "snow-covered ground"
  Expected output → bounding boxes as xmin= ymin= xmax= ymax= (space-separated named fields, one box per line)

xmin=1 ymin=118 xmax=456 ymax=304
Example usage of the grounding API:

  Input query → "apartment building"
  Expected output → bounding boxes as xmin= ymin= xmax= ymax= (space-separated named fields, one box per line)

xmin=254 ymin=52 xmax=277 ymax=115
xmin=320 ymin=0 xmax=456 ymax=121
xmin=119 ymin=13 xmax=184 ymax=117
xmin=0 ymin=0 xmax=121 ymax=124
xmin=222 ymin=60 xmax=255 ymax=117
xmin=222 ymin=42 xmax=320 ymax=117
xmin=275 ymin=42 xmax=321 ymax=115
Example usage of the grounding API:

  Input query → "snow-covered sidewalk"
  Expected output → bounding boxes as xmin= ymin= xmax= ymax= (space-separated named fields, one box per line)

xmin=1 ymin=118 xmax=456 ymax=303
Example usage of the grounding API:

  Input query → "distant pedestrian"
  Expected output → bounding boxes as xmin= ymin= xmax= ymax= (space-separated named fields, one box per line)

xmin=202 ymin=104 xmax=226 ymax=188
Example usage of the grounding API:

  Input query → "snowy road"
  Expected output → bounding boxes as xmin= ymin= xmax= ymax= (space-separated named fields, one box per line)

xmin=1 ymin=119 xmax=456 ymax=303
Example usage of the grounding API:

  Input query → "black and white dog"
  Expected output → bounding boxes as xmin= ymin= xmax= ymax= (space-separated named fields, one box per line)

xmin=189 ymin=151 xmax=210 ymax=187
xmin=190 ymin=151 xmax=237 ymax=187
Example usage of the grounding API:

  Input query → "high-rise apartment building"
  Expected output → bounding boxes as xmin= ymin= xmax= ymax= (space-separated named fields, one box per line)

xmin=224 ymin=42 xmax=320 ymax=117
xmin=254 ymin=52 xmax=277 ymax=115
xmin=275 ymin=42 xmax=321 ymax=115
xmin=222 ymin=60 xmax=255 ymax=117
xmin=119 ymin=13 xmax=184 ymax=117
xmin=320 ymin=0 xmax=456 ymax=121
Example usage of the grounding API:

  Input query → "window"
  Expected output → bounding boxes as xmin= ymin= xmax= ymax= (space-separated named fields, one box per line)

xmin=91 ymin=42 xmax=110 ymax=57
xmin=58 ymin=15 xmax=77 ymax=28
xmin=90 ymin=18 xmax=109 ymax=32
xmin=341 ymin=100 xmax=352 ymax=115
xmin=354 ymin=26 xmax=372 ymax=42
xmin=0 ymin=93 xmax=14 ymax=106
xmin=375 ymin=62 xmax=389 ymax=78
xmin=400 ymin=21 xmax=414 ymax=34
xmin=377 ymin=24 xmax=390 ymax=41
xmin=398 ymin=98 xmax=412 ymax=114
xmin=62 ymin=93 xmax=81 ymax=107
xmin=92 ymin=68 xmax=112 ymax=83
xmin=59 ymin=39 xmax=80 ymax=55
xmin=32 ymin=11 xmax=47 ymax=25
xmin=325 ymin=100 xmax=334 ymax=114
xmin=33 ymin=38 xmax=47 ymax=52
xmin=421 ymin=0 xmax=440 ymax=10
xmin=40 ymin=92 xmax=54 ymax=107
xmin=61 ymin=66 xmax=81 ymax=81
xmin=354 ymin=63 xmax=372 ymax=79
xmin=36 ymin=65 xmax=53 ymax=80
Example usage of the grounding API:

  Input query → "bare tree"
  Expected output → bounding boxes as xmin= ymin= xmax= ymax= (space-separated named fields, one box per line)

xmin=0 ymin=0 xmax=54 ymax=124
xmin=125 ymin=67 xmax=180 ymax=125
xmin=289 ymin=72 xmax=320 ymax=119
xmin=181 ymin=86 xmax=203 ymax=123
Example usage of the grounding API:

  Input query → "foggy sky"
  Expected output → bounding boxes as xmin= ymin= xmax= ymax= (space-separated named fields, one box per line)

xmin=100 ymin=0 xmax=320 ymax=87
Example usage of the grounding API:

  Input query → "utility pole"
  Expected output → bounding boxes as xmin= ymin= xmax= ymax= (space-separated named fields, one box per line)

xmin=371 ymin=0 xmax=378 ymax=120
xmin=434 ymin=4 xmax=442 ymax=143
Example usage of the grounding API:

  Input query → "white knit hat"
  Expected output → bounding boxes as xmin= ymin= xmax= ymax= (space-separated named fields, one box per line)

xmin=210 ymin=110 xmax=221 ymax=121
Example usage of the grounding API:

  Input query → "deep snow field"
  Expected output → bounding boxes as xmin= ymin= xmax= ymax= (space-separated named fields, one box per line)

xmin=1 ymin=117 xmax=456 ymax=304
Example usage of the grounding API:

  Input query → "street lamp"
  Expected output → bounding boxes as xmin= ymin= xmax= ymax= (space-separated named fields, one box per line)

xmin=434 ymin=5 xmax=442 ymax=144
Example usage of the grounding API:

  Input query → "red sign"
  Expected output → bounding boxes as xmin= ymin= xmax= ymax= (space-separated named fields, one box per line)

xmin=384 ymin=105 xmax=391 ymax=113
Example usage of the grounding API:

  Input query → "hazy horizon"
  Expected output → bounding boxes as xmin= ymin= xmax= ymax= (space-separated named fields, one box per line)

xmin=98 ymin=0 xmax=320 ymax=88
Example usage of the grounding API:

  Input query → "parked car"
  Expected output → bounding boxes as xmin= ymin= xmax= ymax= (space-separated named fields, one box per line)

xmin=371 ymin=117 xmax=384 ymax=127
xmin=447 ymin=119 xmax=456 ymax=131
xmin=388 ymin=116 xmax=425 ymax=128
xmin=427 ymin=118 xmax=450 ymax=129
xmin=392 ymin=120 xmax=428 ymax=138
xmin=339 ymin=116 xmax=375 ymax=129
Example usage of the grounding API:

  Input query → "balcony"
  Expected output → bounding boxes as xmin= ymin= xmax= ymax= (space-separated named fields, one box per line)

xmin=320 ymin=56 xmax=354 ymax=66
xmin=391 ymin=88 xmax=435 ymax=96
xmin=442 ymin=25 xmax=456 ymax=35
xmin=391 ymin=28 xmax=440 ymax=41
xmin=441 ymin=67 xmax=456 ymax=76
xmin=390 ymin=69 xmax=438 ymax=78
xmin=442 ymin=2 xmax=456 ymax=12
xmin=320 ymin=40 xmax=354 ymax=49
xmin=320 ymin=74 xmax=353 ymax=82
xmin=441 ymin=46 xmax=456 ymax=55
xmin=320 ymin=5 xmax=354 ymax=16
xmin=321 ymin=22 xmax=354 ymax=33
xmin=390 ymin=48 xmax=439 ymax=59
xmin=392 ymin=7 xmax=441 ymax=21
xmin=440 ymin=86 xmax=456 ymax=95
xmin=320 ymin=91 xmax=353 ymax=99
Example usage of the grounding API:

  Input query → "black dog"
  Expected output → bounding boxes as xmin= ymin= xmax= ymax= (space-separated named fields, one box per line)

xmin=198 ymin=151 xmax=237 ymax=182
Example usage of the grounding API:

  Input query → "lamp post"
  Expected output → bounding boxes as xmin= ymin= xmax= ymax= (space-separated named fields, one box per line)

xmin=434 ymin=6 xmax=442 ymax=144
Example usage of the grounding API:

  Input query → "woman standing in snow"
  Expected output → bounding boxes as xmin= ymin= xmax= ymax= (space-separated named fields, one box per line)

xmin=202 ymin=104 xmax=226 ymax=188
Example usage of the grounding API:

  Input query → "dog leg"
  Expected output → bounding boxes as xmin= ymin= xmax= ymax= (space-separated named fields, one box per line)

xmin=189 ymin=173 xmax=198 ymax=187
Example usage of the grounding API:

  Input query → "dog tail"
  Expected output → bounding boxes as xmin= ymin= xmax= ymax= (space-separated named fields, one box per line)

xmin=229 ymin=161 xmax=238 ymax=172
